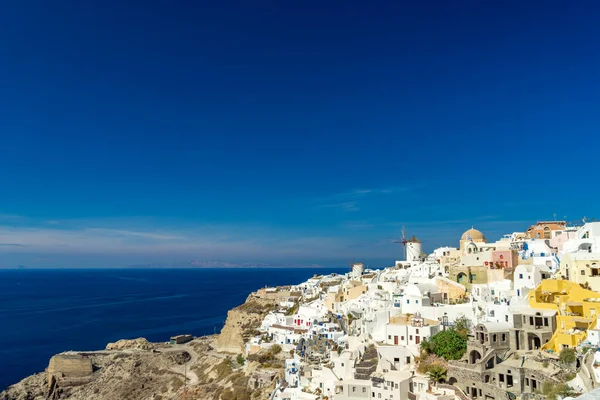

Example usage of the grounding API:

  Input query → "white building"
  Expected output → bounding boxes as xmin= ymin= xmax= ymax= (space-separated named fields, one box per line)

xmin=471 ymin=280 xmax=512 ymax=304
xmin=336 ymin=379 xmax=371 ymax=400
xmin=376 ymin=345 xmax=414 ymax=371
xmin=513 ymin=264 xmax=551 ymax=299
xmin=370 ymin=371 xmax=412 ymax=400
xmin=384 ymin=313 xmax=441 ymax=353
xmin=400 ymin=283 xmax=441 ymax=314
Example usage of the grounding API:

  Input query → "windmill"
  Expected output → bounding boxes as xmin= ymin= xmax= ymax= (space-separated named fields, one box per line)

xmin=394 ymin=226 xmax=408 ymax=261
xmin=349 ymin=257 xmax=364 ymax=279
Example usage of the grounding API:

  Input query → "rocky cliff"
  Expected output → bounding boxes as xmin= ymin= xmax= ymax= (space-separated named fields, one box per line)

xmin=214 ymin=290 xmax=287 ymax=354
xmin=0 ymin=290 xmax=287 ymax=400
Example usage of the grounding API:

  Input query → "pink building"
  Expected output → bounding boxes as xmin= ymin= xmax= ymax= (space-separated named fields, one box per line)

xmin=491 ymin=250 xmax=518 ymax=269
xmin=548 ymin=229 xmax=579 ymax=253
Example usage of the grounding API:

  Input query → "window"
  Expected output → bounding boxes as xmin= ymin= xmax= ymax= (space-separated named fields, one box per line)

xmin=401 ymin=336 xmax=404 ymax=340
xmin=416 ymin=329 xmax=419 ymax=334
xmin=388 ymin=335 xmax=391 ymax=339
xmin=493 ymin=334 xmax=497 ymax=342
xmin=502 ymin=334 xmax=506 ymax=341
xmin=491 ymin=289 xmax=495 ymax=295
xmin=394 ymin=357 xmax=400 ymax=363
xmin=395 ymin=383 xmax=398 ymax=389
xmin=341 ymin=363 xmax=344 ymax=367
xmin=519 ymin=274 xmax=523 ymax=279
xmin=372 ymin=392 xmax=375 ymax=397
xmin=416 ymin=300 xmax=419 ymax=304
xmin=363 ymin=388 xmax=367 ymax=393
xmin=409 ymin=335 xmax=413 ymax=340
xmin=582 ymin=270 xmax=586 ymax=276
xmin=406 ymin=357 xmax=410 ymax=364
xmin=378 ymin=394 xmax=381 ymax=399
xmin=544 ymin=318 xmax=548 ymax=327
xmin=407 ymin=300 xmax=410 ymax=304
xmin=505 ymin=315 xmax=509 ymax=322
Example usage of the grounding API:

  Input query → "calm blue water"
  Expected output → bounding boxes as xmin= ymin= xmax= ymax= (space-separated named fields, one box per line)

xmin=0 ymin=268 xmax=346 ymax=390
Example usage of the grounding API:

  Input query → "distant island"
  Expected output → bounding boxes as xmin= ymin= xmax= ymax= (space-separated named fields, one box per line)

xmin=128 ymin=259 xmax=327 ymax=269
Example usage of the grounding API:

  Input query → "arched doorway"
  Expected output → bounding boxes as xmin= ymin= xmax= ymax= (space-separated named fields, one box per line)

xmin=457 ymin=272 xmax=468 ymax=284
xmin=448 ymin=377 xmax=458 ymax=385
xmin=470 ymin=350 xmax=482 ymax=364
xmin=527 ymin=333 xmax=541 ymax=350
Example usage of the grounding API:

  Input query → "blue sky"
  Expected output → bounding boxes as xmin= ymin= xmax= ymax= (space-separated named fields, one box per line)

xmin=1 ymin=1 xmax=599 ymax=268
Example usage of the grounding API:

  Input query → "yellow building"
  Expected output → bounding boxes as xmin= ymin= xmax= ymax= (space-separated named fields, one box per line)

xmin=529 ymin=279 xmax=600 ymax=354
xmin=448 ymin=265 xmax=488 ymax=290
xmin=560 ymin=252 xmax=600 ymax=291
xmin=324 ymin=281 xmax=367 ymax=312
xmin=434 ymin=277 xmax=467 ymax=303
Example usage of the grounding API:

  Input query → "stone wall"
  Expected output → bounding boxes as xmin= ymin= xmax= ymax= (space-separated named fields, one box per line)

xmin=47 ymin=354 xmax=93 ymax=378
xmin=448 ymin=362 xmax=483 ymax=383
xmin=47 ymin=354 xmax=93 ymax=390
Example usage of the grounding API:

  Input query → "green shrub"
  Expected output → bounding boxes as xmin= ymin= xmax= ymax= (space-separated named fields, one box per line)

xmin=424 ymin=329 xmax=467 ymax=360
xmin=559 ymin=348 xmax=577 ymax=365
xmin=454 ymin=315 xmax=471 ymax=337
xmin=542 ymin=381 xmax=575 ymax=400
xmin=270 ymin=344 xmax=282 ymax=355
xmin=427 ymin=364 xmax=448 ymax=384
xmin=418 ymin=354 xmax=446 ymax=374
xmin=236 ymin=354 xmax=245 ymax=365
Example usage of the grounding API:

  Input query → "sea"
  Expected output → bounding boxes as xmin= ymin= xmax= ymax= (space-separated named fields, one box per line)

xmin=0 ymin=267 xmax=347 ymax=391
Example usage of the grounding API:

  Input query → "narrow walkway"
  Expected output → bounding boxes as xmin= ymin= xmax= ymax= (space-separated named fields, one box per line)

xmin=159 ymin=343 xmax=200 ymax=386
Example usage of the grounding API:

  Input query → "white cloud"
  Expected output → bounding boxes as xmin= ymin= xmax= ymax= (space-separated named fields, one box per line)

xmin=0 ymin=216 xmax=380 ymax=261
xmin=85 ymin=228 xmax=184 ymax=240
xmin=321 ymin=201 xmax=360 ymax=212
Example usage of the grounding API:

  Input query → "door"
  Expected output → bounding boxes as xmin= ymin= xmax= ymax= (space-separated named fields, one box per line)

xmin=416 ymin=336 xmax=421 ymax=344
xmin=394 ymin=336 xmax=398 ymax=345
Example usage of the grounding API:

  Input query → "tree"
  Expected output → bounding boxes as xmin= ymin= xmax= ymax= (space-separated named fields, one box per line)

xmin=559 ymin=348 xmax=577 ymax=365
xmin=427 ymin=365 xmax=448 ymax=386
xmin=454 ymin=315 xmax=471 ymax=337
xmin=270 ymin=344 xmax=282 ymax=355
xmin=236 ymin=354 xmax=245 ymax=365
xmin=542 ymin=381 xmax=575 ymax=400
xmin=426 ymin=329 xmax=467 ymax=360
xmin=420 ymin=337 xmax=434 ymax=356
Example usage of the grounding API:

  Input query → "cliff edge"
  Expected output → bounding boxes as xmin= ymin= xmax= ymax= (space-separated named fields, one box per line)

xmin=214 ymin=289 xmax=288 ymax=354
xmin=0 ymin=289 xmax=288 ymax=400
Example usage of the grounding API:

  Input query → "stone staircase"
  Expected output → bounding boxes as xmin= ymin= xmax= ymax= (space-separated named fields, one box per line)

xmin=354 ymin=346 xmax=378 ymax=380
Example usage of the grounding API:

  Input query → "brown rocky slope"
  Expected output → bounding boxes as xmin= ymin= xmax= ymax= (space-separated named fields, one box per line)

xmin=1 ymin=289 xmax=288 ymax=400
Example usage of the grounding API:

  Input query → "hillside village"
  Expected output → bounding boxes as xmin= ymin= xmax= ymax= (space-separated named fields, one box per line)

xmin=249 ymin=221 xmax=600 ymax=400
xmin=5 ymin=221 xmax=600 ymax=400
